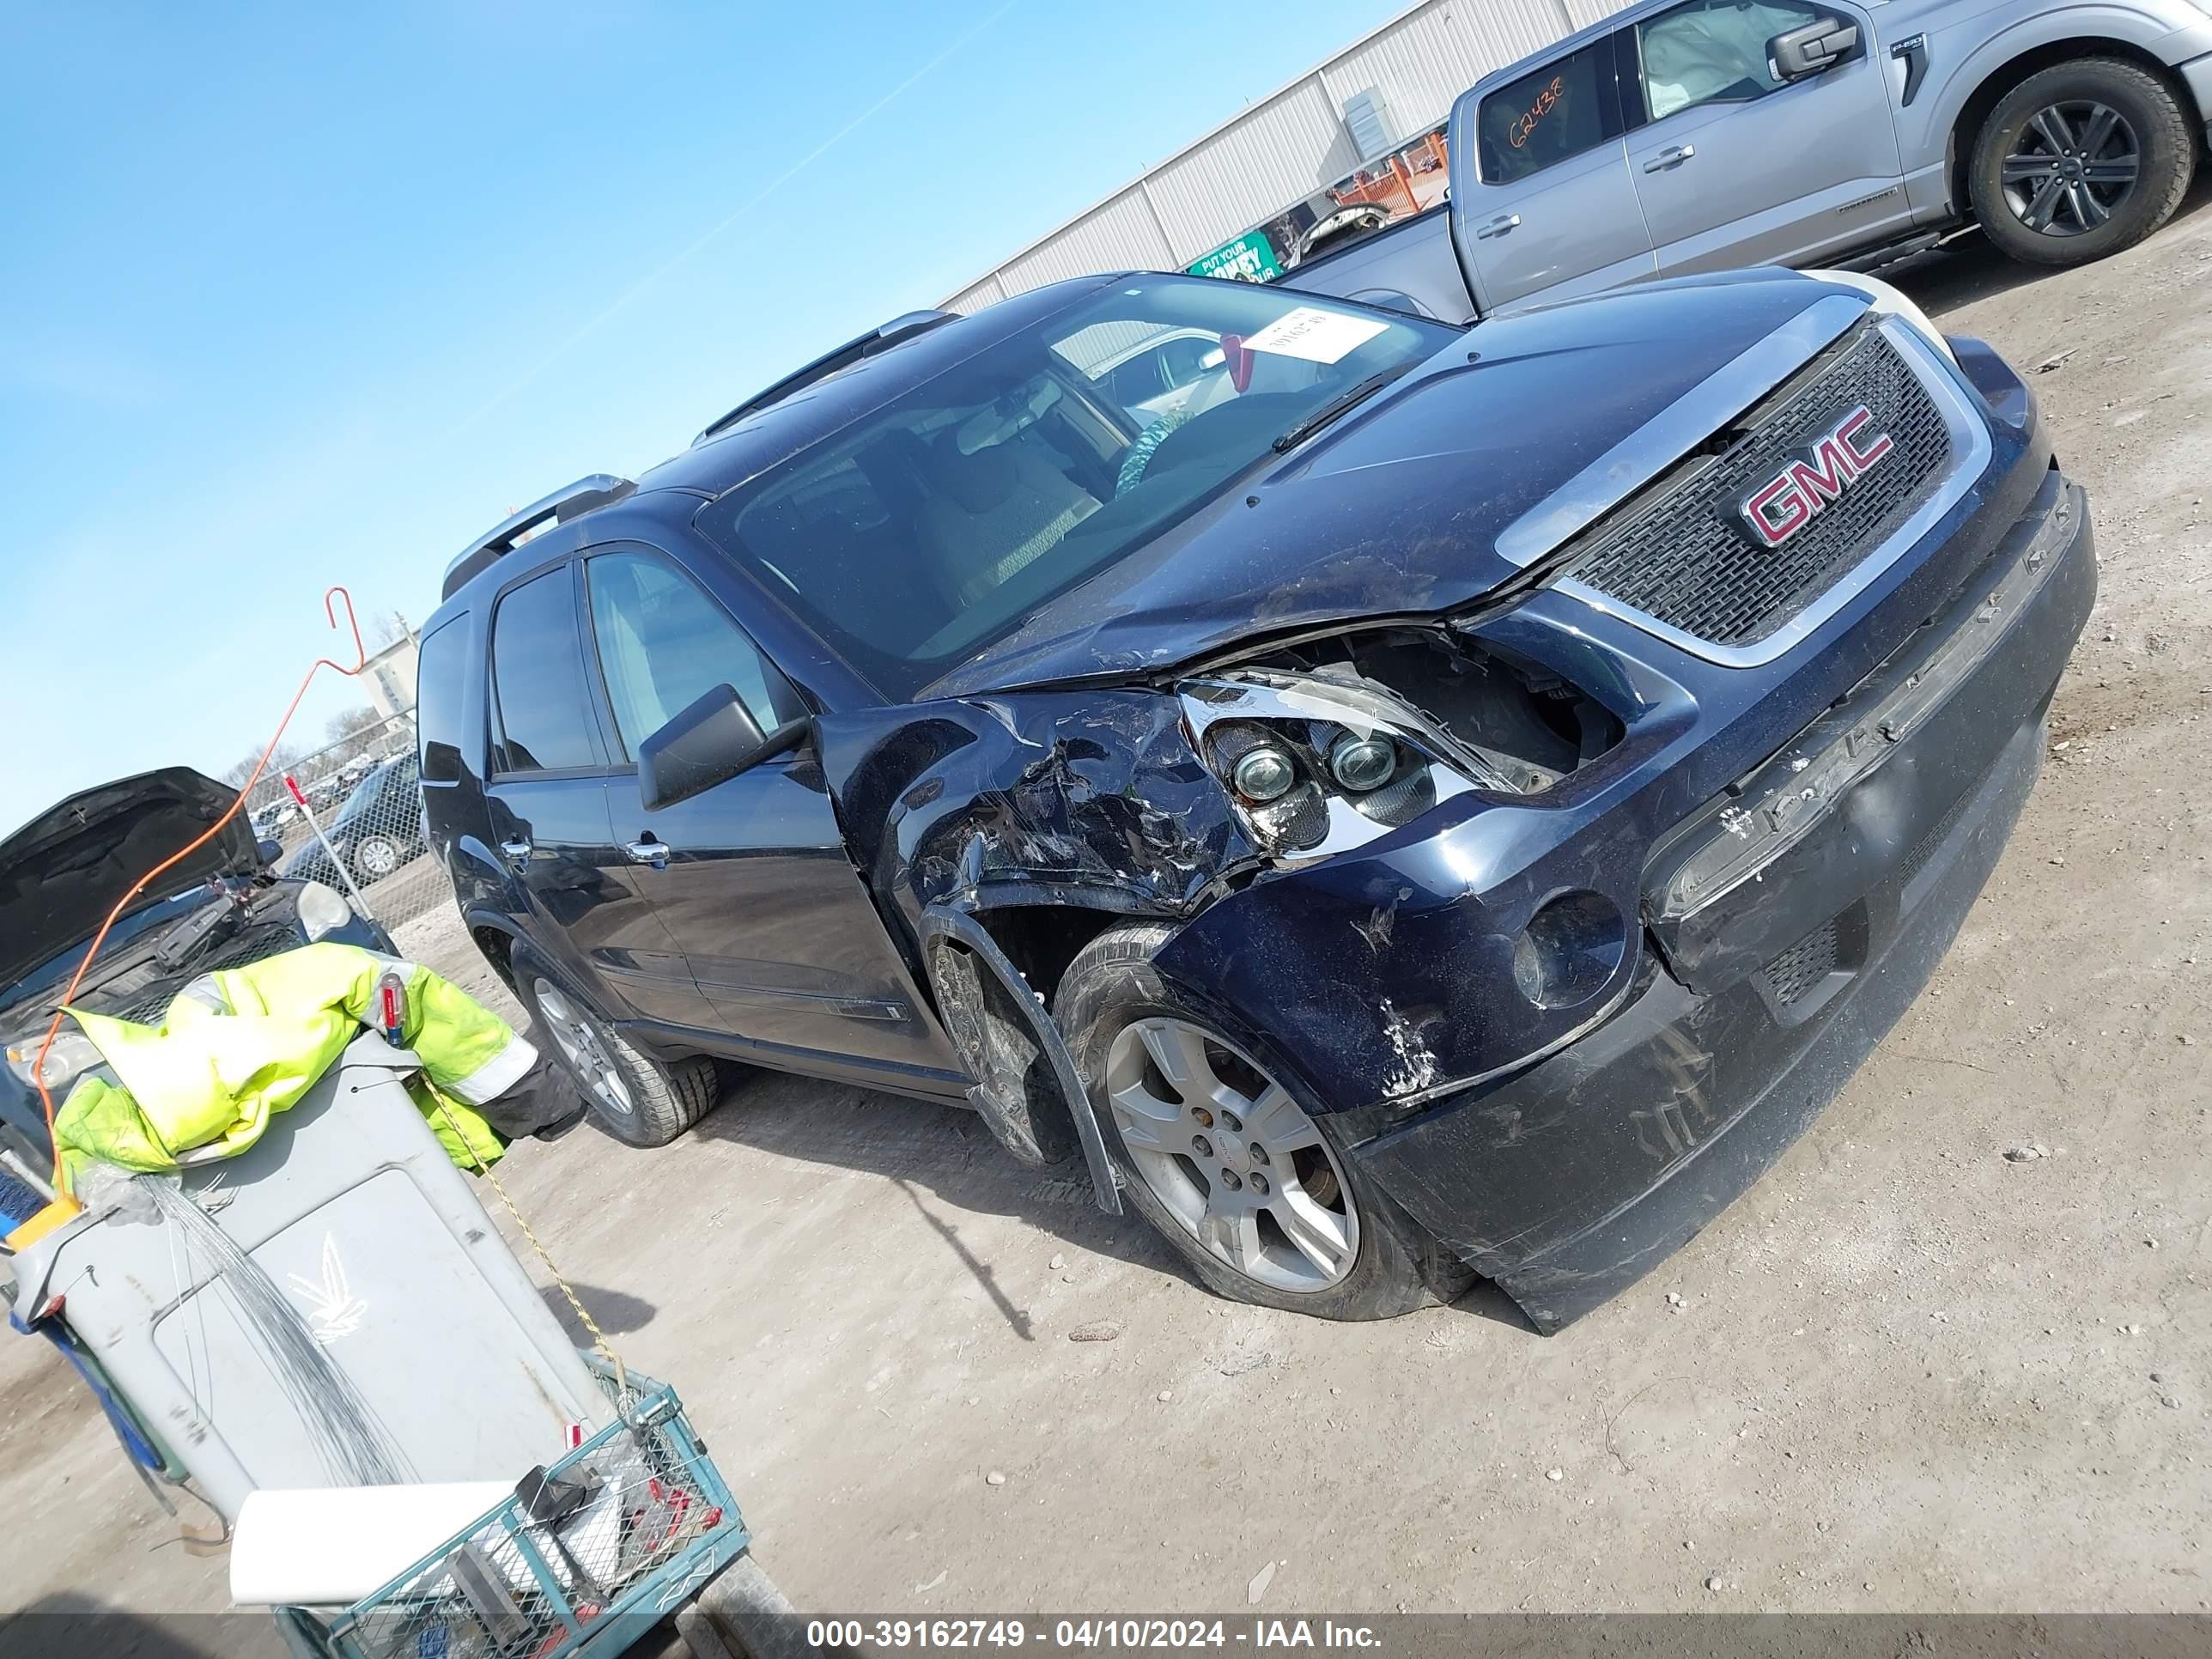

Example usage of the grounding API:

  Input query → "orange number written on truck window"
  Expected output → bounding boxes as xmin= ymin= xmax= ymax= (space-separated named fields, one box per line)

xmin=1508 ymin=76 xmax=1565 ymax=148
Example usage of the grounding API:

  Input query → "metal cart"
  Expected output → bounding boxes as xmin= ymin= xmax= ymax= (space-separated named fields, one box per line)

xmin=4 ymin=1035 xmax=805 ymax=1659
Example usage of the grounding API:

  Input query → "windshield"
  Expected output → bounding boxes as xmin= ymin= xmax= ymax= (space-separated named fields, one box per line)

xmin=695 ymin=276 xmax=1455 ymax=700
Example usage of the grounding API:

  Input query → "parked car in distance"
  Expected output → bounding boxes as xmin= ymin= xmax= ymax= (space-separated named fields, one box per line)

xmin=1284 ymin=0 xmax=2212 ymax=323
xmin=1287 ymin=204 xmax=1394 ymax=268
xmin=1086 ymin=327 xmax=1233 ymax=424
xmin=285 ymin=753 xmax=425 ymax=888
xmin=420 ymin=271 xmax=2091 ymax=1330
xmin=1 ymin=769 xmax=391 ymax=1169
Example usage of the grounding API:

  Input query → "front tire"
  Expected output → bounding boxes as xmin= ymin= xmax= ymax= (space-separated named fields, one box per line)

xmin=508 ymin=940 xmax=720 ymax=1147
xmin=1969 ymin=59 xmax=2194 ymax=267
xmin=1055 ymin=921 xmax=1469 ymax=1319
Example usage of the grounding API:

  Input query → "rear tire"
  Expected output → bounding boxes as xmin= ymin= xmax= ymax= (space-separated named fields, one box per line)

xmin=1969 ymin=59 xmax=2194 ymax=267
xmin=508 ymin=939 xmax=719 ymax=1147
xmin=1054 ymin=921 xmax=1471 ymax=1320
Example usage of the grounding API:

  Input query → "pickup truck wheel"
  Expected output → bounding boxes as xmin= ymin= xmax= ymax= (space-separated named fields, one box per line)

xmin=509 ymin=941 xmax=719 ymax=1147
xmin=1055 ymin=921 xmax=1473 ymax=1320
xmin=1970 ymin=60 xmax=2193 ymax=267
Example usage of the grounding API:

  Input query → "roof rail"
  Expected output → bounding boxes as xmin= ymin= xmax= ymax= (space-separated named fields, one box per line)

xmin=691 ymin=310 xmax=959 ymax=447
xmin=441 ymin=474 xmax=635 ymax=599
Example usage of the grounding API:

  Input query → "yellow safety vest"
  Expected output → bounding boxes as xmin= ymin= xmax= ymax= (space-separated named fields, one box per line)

xmin=52 ymin=942 xmax=532 ymax=1185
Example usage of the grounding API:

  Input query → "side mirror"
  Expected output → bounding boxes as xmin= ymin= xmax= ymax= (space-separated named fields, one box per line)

xmin=636 ymin=683 xmax=810 ymax=811
xmin=257 ymin=836 xmax=285 ymax=868
xmin=1770 ymin=18 xmax=1860 ymax=80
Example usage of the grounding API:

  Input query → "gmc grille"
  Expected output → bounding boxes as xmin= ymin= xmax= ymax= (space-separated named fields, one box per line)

xmin=1564 ymin=325 xmax=1956 ymax=652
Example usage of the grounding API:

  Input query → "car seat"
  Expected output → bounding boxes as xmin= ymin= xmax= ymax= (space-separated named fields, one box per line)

xmin=916 ymin=435 xmax=1100 ymax=606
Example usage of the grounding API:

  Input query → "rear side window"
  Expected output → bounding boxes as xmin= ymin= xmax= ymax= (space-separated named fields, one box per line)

xmin=584 ymin=552 xmax=788 ymax=760
xmin=416 ymin=617 xmax=470 ymax=782
xmin=489 ymin=568 xmax=603 ymax=775
xmin=1477 ymin=42 xmax=1618 ymax=185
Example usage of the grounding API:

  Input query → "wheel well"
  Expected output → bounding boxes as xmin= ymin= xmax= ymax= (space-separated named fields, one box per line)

xmin=1948 ymin=40 xmax=2200 ymax=217
xmin=970 ymin=904 xmax=1127 ymax=1007
xmin=470 ymin=923 xmax=518 ymax=992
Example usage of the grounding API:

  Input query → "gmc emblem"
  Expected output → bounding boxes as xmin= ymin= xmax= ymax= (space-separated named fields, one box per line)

xmin=1737 ymin=406 xmax=1895 ymax=548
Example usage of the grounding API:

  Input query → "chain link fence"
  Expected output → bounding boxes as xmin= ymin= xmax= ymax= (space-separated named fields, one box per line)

xmin=239 ymin=712 xmax=447 ymax=930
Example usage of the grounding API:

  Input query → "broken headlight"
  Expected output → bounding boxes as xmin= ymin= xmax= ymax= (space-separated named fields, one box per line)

xmin=1181 ymin=672 xmax=1518 ymax=861
xmin=295 ymin=879 xmax=356 ymax=942
xmin=6 ymin=1028 xmax=101 ymax=1095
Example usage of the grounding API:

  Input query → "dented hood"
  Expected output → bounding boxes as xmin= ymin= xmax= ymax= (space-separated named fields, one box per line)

xmin=924 ymin=273 xmax=1850 ymax=696
xmin=0 ymin=768 xmax=255 ymax=993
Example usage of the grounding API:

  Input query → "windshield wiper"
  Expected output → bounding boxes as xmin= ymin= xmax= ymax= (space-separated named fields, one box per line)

xmin=1271 ymin=363 xmax=1419 ymax=454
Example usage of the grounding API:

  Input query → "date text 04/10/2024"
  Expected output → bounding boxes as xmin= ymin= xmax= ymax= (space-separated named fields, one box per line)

xmin=802 ymin=1620 xmax=1383 ymax=1650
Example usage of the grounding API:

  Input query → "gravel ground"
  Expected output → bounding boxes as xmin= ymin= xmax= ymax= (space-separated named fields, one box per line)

xmin=5 ymin=189 xmax=2210 ymax=1637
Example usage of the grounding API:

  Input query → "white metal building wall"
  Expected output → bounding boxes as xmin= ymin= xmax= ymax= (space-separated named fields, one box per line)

xmin=1143 ymin=78 xmax=1364 ymax=262
xmin=1317 ymin=0 xmax=1571 ymax=137
xmin=1002 ymin=187 xmax=1177 ymax=292
xmin=945 ymin=0 xmax=1633 ymax=313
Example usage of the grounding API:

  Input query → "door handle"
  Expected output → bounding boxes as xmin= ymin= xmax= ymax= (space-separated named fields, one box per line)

xmin=623 ymin=838 xmax=672 ymax=868
xmin=499 ymin=837 xmax=532 ymax=867
xmin=1643 ymin=144 xmax=1697 ymax=173
xmin=1473 ymin=212 xmax=1521 ymax=240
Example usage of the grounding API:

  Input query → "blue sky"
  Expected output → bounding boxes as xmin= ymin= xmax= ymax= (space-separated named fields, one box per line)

xmin=0 ymin=0 xmax=1405 ymax=835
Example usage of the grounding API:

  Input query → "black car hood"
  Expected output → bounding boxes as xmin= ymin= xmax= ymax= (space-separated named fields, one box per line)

xmin=0 ymin=768 xmax=255 ymax=992
xmin=923 ymin=273 xmax=1854 ymax=697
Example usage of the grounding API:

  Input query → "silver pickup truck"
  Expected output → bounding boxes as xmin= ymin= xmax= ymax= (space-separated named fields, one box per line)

xmin=1289 ymin=0 xmax=2212 ymax=323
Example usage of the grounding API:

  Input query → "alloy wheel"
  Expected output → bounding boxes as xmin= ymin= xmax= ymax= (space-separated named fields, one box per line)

xmin=2001 ymin=100 xmax=2141 ymax=237
xmin=356 ymin=835 xmax=401 ymax=878
xmin=1104 ymin=1017 xmax=1358 ymax=1292
xmin=532 ymin=980 xmax=635 ymax=1118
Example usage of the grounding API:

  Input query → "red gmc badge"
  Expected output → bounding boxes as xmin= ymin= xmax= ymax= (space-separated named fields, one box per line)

xmin=1738 ymin=405 xmax=1895 ymax=549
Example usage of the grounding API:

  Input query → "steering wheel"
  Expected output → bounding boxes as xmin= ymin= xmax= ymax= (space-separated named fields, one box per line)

xmin=1115 ymin=410 xmax=1192 ymax=498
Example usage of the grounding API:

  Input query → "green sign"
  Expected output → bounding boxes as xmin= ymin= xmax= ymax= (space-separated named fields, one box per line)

xmin=1187 ymin=229 xmax=1280 ymax=283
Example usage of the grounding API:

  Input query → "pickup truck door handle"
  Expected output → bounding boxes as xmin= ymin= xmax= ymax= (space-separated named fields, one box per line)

xmin=498 ymin=836 xmax=532 ymax=867
xmin=1643 ymin=144 xmax=1697 ymax=173
xmin=1473 ymin=213 xmax=1521 ymax=240
xmin=623 ymin=838 xmax=672 ymax=868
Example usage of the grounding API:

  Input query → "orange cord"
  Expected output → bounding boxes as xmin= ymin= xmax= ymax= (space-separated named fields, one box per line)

xmin=30 ymin=586 xmax=368 ymax=1192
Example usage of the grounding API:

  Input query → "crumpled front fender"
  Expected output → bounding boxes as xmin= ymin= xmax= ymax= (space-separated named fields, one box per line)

xmin=1146 ymin=793 xmax=1650 ymax=1117
xmin=819 ymin=690 xmax=1257 ymax=937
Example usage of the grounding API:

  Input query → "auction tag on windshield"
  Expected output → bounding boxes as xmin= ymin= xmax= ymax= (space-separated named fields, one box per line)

xmin=1239 ymin=306 xmax=1388 ymax=364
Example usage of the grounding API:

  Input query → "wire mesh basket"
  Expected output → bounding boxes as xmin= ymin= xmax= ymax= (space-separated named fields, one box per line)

xmin=307 ymin=1361 xmax=749 ymax=1659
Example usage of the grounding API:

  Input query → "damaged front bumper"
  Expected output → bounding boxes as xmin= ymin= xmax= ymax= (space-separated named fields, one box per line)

xmin=1154 ymin=460 xmax=2094 ymax=1331
xmin=1358 ymin=469 xmax=2092 ymax=1330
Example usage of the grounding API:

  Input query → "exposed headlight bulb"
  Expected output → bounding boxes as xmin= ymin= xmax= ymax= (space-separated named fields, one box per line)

xmin=1231 ymin=745 xmax=1298 ymax=802
xmin=1328 ymin=734 xmax=1396 ymax=793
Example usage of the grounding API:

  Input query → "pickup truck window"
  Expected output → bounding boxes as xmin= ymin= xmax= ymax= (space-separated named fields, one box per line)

xmin=1636 ymin=0 xmax=1822 ymax=121
xmin=585 ymin=551 xmax=787 ymax=757
xmin=696 ymin=278 xmax=1454 ymax=701
xmin=1476 ymin=42 xmax=1616 ymax=185
xmin=489 ymin=567 xmax=602 ymax=775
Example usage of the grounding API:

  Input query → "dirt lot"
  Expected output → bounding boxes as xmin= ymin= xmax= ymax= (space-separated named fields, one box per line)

xmin=6 ymin=191 xmax=2211 ymax=1634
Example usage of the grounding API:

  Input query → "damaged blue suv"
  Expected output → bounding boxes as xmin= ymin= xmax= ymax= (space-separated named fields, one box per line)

xmin=419 ymin=270 xmax=2091 ymax=1330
